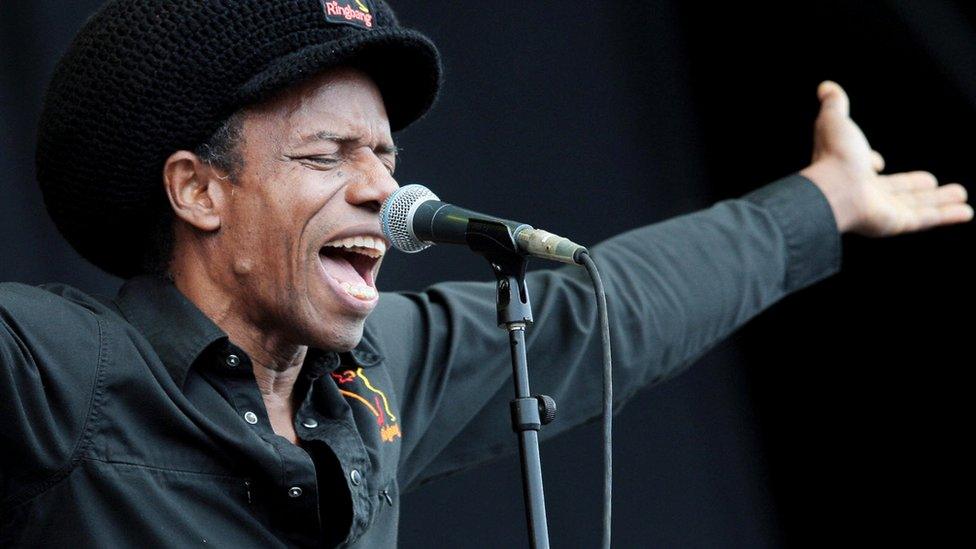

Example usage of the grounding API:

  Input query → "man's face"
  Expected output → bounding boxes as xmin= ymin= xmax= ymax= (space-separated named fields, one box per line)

xmin=215 ymin=68 xmax=398 ymax=351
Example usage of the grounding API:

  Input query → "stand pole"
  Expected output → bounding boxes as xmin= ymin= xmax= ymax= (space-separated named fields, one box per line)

xmin=508 ymin=323 xmax=549 ymax=549
xmin=466 ymin=219 xmax=557 ymax=549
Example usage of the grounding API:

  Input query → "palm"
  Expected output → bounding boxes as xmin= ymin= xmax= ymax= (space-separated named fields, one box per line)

xmin=859 ymin=173 xmax=966 ymax=236
xmin=808 ymin=82 xmax=971 ymax=237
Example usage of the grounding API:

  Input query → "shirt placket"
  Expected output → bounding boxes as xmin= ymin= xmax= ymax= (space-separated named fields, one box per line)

xmin=296 ymin=351 xmax=376 ymax=546
xmin=209 ymin=343 xmax=324 ymax=547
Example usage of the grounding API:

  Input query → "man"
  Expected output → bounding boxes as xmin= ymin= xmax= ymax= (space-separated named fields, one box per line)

xmin=1 ymin=0 xmax=971 ymax=547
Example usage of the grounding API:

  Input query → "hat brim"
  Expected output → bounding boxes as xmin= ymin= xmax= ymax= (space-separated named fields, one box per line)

xmin=235 ymin=27 xmax=441 ymax=132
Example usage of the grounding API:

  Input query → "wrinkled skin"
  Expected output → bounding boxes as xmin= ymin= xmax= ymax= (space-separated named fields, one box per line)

xmin=163 ymin=68 xmax=398 ymax=441
xmin=167 ymin=68 xmax=397 ymax=361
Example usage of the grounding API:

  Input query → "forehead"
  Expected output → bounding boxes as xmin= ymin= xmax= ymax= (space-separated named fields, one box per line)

xmin=245 ymin=67 xmax=392 ymax=146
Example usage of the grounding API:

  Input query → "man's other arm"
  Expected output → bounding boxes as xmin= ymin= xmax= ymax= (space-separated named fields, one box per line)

xmin=0 ymin=284 xmax=101 ymax=507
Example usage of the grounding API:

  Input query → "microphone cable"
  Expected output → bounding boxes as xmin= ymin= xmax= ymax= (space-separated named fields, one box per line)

xmin=577 ymin=252 xmax=612 ymax=549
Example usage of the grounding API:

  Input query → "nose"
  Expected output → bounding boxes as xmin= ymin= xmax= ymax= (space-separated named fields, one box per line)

xmin=345 ymin=152 xmax=399 ymax=213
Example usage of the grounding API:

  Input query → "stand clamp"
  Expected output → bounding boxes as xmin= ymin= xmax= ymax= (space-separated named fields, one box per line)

xmin=511 ymin=395 xmax=557 ymax=432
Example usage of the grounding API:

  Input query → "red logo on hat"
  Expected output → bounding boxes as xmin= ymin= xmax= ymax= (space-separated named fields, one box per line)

xmin=321 ymin=0 xmax=374 ymax=30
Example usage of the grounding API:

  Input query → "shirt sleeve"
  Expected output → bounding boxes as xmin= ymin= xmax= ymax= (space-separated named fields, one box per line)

xmin=0 ymin=283 xmax=102 ymax=503
xmin=369 ymin=174 xmax=841 ymax=492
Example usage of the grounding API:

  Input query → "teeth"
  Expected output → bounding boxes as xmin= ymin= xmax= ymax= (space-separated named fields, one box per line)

xmin=322 ymin=235 xmax=387 ymax=256
xmin=340 ymin=281 xmax=377 ymax=301
xmin=352 ymin=249 xmax=381 ymax=258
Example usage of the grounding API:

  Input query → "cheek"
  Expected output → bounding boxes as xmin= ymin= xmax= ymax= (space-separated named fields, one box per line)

xmin=220 ymin=194 xmax=289 ymax=283
xmin=228 ymin=164 xmax=342 ymax=286
xmin=232 ymin=256 xmax=255 ymax=276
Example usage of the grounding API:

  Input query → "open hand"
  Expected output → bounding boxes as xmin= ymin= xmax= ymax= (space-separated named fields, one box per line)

xmin=800 ymin=81 xmax=973 ymax=236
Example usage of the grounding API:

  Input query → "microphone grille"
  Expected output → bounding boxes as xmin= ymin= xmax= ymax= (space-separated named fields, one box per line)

xmin=380 ymin=184 xmax=440 ymax=253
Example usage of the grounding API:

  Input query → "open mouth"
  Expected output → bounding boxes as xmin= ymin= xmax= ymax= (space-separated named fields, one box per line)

xmin=318 ymin=235 xmax=386 ymax=302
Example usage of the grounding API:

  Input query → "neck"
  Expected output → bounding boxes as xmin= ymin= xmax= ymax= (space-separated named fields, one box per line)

xmin=170 ymin=249 xmax=305 ymax=402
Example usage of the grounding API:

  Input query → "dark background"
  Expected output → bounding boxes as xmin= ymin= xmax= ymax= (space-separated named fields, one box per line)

xmin=2 ymin=1 xmax=973 ymax=547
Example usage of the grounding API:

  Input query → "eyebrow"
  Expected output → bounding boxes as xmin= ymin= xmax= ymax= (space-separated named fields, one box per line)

xmin=297 ymin=131 xmax=399 ymax=156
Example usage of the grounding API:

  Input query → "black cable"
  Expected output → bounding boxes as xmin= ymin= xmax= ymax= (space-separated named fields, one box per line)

xmin=579 ymin=252 xmax=612 ymax=549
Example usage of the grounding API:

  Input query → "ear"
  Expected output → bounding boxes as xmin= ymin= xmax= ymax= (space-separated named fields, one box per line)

xmin=162 ymin=151 xmax=226 ymax=232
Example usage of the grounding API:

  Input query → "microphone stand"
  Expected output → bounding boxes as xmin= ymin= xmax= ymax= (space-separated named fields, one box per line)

xmin=466 ymin=219 xmax=557 ymax=549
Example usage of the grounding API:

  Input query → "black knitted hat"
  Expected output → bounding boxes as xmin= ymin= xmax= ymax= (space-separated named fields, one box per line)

xmin=36 ymin=0 xmax=441 ymax=278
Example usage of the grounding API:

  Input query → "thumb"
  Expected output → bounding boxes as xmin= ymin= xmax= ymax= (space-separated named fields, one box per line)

xmin=817 ymin=80 xmax=850 ymax=119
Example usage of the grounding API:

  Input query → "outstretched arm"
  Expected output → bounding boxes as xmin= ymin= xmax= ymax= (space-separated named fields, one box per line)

xmin=385 ymin=174 xmax=838 ymax=492
xmin=377 ymin=82 xmax=971 ymax=492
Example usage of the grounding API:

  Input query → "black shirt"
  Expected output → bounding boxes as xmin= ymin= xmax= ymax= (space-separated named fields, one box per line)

xmin=0 ymin=175 xmax=840 ymax=547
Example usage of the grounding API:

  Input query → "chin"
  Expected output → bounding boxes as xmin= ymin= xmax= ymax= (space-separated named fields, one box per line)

xmin=311 ymin=315 xmax=366 ymax=353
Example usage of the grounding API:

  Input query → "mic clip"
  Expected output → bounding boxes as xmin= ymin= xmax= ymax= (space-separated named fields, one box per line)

xmin=465 ymin=218 xmax=534 ymax=326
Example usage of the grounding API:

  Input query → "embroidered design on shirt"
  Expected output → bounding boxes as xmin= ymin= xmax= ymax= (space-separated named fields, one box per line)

xmin=331 ymin=367 xmax=401 ymax=442
xmin=320 ymin=0 xmax=375 ymax=30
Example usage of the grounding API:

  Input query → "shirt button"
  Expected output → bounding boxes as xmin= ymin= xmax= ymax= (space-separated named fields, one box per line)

xmin=302 ymin=418 xmax=319 ymax=429
xmin=288 ymin=486 xmax=303 ymax=498
xmin=350 ymin=469 xmax=362 ymax=486
xmin=243 ymin=411 xmax=258 ymax=424
xmin=225 ymin=354 xmax=241 ymax=367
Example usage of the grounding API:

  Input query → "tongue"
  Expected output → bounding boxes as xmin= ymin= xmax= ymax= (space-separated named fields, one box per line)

xmin=320 ymin=253 xmax=367 ymax=286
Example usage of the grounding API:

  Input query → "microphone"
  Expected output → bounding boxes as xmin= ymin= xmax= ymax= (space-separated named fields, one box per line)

xmin=380 ymin=184 xmax=587 ymax=265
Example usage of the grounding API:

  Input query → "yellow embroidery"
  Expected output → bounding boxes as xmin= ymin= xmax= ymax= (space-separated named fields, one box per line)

xmin=357 ymin=368 xmax=397 ymax=421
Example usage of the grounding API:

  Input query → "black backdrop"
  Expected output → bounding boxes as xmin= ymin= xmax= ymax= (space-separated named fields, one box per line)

xmin=2 ymin=1 xmax=972 ymax=547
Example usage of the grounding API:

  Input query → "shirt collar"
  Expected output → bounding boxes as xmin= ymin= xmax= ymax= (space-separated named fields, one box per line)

xmin=114 ymin=275 xmax=385 ymax=388
xmin=115 ymin=275 xmax=228 ymax=388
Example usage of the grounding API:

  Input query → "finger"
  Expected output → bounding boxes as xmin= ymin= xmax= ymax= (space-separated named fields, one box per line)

xmin=880 ymin=171 xmax=938 ymax=193
xmin=817 ymin=80 xmax=850 ymax=119
xmin=870 ymin=150 xmax=885 ymax=172
xmin=938 ymin=203 xmax=975 ymax=225
xmin=908 ymin=203 xmax=975 ymax=233
xmin=909 ymin=206 xmax=942 ymax=232
xmin=908 ymin=182 xmax=969 ymax=207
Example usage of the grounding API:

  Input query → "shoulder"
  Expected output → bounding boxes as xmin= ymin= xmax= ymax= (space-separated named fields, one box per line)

xmin=0 ymin=282 xmax=116 ymax=359
xmin=0 ymin=283 xmax=123 ymax=490
xmin=0 ymin=281 xmax=113 ymax=322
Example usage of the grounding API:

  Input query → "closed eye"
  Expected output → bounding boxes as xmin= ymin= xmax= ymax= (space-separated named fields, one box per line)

xmin=290 ymin=155 xmax=340 ymax=169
